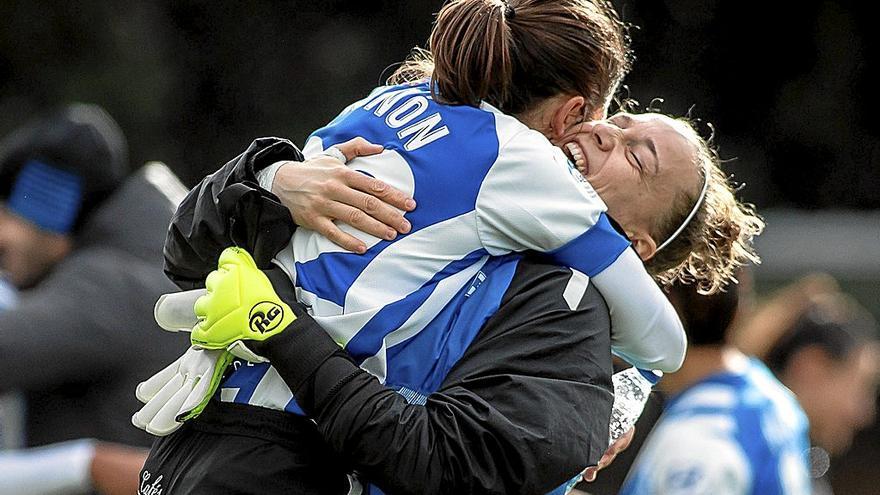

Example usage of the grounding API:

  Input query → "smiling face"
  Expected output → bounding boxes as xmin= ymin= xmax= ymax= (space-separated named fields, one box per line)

xmin=562 ymin=113 xmax=703 ymax=259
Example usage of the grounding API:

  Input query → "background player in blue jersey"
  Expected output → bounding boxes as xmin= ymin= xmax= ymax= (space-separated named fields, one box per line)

xmin=619 ymin=281 xmax=811 ymax=495
xmin=733 ymin=274 xmax=880 ymax=494
xmin=134 ymin=1 xmax=763 ymax=493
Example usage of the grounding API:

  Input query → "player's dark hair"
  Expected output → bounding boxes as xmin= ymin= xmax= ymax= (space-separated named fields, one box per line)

xmin=646 ymin=118 xmax=764 ymax=294
xmin=391 ymin=0 xmax=630 ymax=117
xmin=665 ymin=280 xmax=740 ymax=346
xmin=767 ymin=293 xmax=878 ymax=373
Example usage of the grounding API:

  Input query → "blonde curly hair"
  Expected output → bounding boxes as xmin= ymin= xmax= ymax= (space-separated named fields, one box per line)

xmin=646 ymin=119 xmax=764 ymax=294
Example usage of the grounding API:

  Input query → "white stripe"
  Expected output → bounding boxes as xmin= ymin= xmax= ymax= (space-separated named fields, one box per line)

xmin=302 ymin=135 xmax=325 ymax=158
xmin=360 ymin=346 xmax=388 ymax=383
xmin=562 ymin=269 xmax=590 ymax=310
xmin=219 ymin=388 xmax=239 ymax=402
xmin=480 ymin=101 xmax=527 ymax=146
xmin=344 ymin=211 xmax=482 ymax=312
xmin=248 ymin=366 xmax=294 ymax=410
xmin=674 ymin=385 xmax=738 ymax=410
xmin=295 ymin=286 xmax=343 ymax=317
xmin=314 ymin=309 xmax=385 ymax=348
xmin=474 ymin=122 xmax=606 ymax=256
xmin=386 ymin=256 xmax=488 ymax=348
xmin=346 ymin=476 xmax=364 ymax=495
xmin=272 ymin=240 xmax=297 ymax=287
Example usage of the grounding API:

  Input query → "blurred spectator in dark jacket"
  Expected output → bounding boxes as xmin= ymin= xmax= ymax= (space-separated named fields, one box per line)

xmin=733 ymin=274 xmax=880 ymax=494
xmin=0 ymin=104 xmax=187 ymax=493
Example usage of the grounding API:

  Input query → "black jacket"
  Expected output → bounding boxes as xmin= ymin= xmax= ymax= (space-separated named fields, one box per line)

xmin=163 ymin=138 xmax=615 ymax=494
xmin=0 ymin=164 xmax=188 ymax=447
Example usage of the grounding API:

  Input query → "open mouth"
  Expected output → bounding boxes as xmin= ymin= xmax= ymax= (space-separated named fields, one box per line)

xmin=565 ymin=142 xmax=589 ymax=176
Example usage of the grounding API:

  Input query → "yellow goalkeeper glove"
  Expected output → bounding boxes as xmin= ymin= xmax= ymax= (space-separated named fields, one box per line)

xmin=191 ymin=247 xmax=296 ymax=350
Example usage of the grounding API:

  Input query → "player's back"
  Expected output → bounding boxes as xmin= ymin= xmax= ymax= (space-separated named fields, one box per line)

xmin=620 ymin=358 xmax=810 ymax=495
xmin=276 ymin=82 xmax=535 ymax=377
xmin=220 ymin=81 xmax=603 ymax=413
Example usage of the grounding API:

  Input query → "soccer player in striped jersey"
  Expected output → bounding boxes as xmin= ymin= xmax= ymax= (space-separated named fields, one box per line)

xmin=619 ymin=282 xmax=811 ymax=495
xmin=137 ymin=1 xmax=762 ymax=493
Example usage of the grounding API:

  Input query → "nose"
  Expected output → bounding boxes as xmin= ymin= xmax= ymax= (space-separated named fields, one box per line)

xmin=590 ymin=122 xmax=622 ymax=152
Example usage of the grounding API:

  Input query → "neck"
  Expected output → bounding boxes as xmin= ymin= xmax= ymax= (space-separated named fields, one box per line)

xmin=515 ymin=109 xmax=550 ymax=139
xmin=660 ymin=345 xmax=748 ymax=395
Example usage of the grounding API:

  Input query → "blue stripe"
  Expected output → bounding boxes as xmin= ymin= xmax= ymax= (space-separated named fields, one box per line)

xmin=221 ymin=361 xmax=271 ymax=404
xmin=345 ymin=248 xmax=489 ymax=363
xmin=283 ymin=397 xmax=305 ymax=415
xmin=623 ymin=360 xmax=809 ymax=495
xmin=311 ymin=82 xmax=500 ymax=230
xmin=384 ymin=255 xmax=519 ymax=395
xmin=364 ymin=255 xmax=519 ymax=495
xmin=294 ymin=240 xmax=391 ymax=307
xmin=542 ymin=213 xmax=630 ymax=277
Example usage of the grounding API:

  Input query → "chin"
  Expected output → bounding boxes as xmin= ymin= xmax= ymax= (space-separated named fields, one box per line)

xmin=821 ymin=435 xmax=853 ymax=457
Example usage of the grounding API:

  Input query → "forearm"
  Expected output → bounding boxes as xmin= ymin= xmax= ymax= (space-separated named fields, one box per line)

xmin=253 ymin=261 xmax=614 ymax=494
xmin=258 ymin=324 xmax=549 ymax=495
xmin=592 ymin=249 xmax=687 ymax=372
xmin=90 ymin=443 xmax=149 ymax=495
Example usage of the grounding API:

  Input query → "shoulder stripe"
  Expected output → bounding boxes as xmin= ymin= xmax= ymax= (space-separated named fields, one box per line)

xmin=545 ymin=213 xmax=630 ymax=277
xmin=562 ymin=269 xmax=591 ymax=310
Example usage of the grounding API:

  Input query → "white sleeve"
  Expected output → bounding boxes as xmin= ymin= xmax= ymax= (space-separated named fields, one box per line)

xmin=593 ymin=249 xmax=687 ymax=372
xmin=0 ymin=439 xmax=96 ymax=495
xmin=476 ymin=128 xmax=685 ymax=372
xmin=650 ymin=435 xmax=751 ymax=495
xmin=256 ymin=161 xmax=286 ymax=192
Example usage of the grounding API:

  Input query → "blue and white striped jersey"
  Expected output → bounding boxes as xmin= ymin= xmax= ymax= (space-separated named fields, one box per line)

xmin=218 ymin=82 xmax=684 ymax=414
xmin=620 ymin=358 xmax=811 ymax=495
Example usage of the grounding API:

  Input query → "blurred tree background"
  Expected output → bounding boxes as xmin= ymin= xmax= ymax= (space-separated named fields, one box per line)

xmin=2 ymin=0 xmax=878 ymax=207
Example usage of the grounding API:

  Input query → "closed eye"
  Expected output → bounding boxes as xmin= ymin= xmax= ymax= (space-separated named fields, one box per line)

xmin=628 ymin=147 xmax=645 ymax=174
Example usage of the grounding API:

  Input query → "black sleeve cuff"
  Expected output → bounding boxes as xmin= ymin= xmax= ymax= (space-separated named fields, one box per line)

xmin=254 ymin=310 xmax=347 ymax=398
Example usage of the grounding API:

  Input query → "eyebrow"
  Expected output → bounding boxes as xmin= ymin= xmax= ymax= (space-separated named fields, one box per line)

xmin=614 ymin=114 xmax=660 ymax=174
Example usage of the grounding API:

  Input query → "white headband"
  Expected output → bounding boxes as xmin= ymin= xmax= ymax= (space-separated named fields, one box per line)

xmin=655 ymin=165 xmax=710 ymax=253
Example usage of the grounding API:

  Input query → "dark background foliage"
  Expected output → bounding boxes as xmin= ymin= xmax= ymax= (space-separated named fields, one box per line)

xmin=1 ymin=0 xmax=878 ymax=208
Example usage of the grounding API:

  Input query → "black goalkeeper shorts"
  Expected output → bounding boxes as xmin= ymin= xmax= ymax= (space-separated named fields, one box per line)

xmin=140 ymin=400 xmax=351 ymax=494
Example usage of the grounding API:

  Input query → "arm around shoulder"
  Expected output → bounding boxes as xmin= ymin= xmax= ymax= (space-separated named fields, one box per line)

xmin=163 ymin=138 xmax=303 ymax=289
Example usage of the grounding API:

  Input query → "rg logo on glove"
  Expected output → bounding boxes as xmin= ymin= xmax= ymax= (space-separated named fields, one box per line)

xmin=249 ymin=302 xmax=285 ymax=333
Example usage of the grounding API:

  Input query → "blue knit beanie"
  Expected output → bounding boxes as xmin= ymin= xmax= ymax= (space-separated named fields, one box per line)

xmin=0 ymin=103 xmax=128 ymax=234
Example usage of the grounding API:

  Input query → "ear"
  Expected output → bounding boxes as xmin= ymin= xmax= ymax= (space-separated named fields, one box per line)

xmin=549 ymin=95 xmax=586 ymax=140
xmin=628 ymin=229 xmax=658 ymax=262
